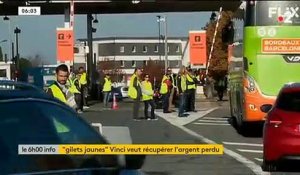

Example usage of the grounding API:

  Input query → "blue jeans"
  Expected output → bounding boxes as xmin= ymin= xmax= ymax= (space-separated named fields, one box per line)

xmin=103 ymin=91 xmax=110 ymax=107
xmin=178 ymin=93 xmax=186 ymax=117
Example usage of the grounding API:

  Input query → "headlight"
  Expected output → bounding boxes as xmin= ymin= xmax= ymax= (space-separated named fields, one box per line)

xmin=244 ymin=75 xmax=256 ymax=93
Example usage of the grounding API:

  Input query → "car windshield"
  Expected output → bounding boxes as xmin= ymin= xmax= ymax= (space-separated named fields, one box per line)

xmin=0 ymin=99 xmax=116 ymax=174
xmin=276 ymin=91 xmax=300 ymax=112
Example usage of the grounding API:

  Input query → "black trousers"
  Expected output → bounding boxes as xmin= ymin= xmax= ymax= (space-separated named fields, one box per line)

xmin=81 ymin=84 xmax=88 ymax=106
xmin=216 ymin=86 xmax=225 ymax=100
xmin=75 ymin=93 xmax=83 ymax=111
xmin=133 ymin=96 xmax=141 ymax=119
xmin=162 ymin=93 xmax=170 ymax=113
xmin=144 ymin=99 xmax=155 ymax=119
xmin=186 ymin=89 xmax=195 ymax=112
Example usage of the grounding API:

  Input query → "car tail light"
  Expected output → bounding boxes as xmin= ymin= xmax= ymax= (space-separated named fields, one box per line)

xmin=267 ymin=114 xmax=282 ymax=128
xmin=289 ymin=124 xmax=300 ymax=132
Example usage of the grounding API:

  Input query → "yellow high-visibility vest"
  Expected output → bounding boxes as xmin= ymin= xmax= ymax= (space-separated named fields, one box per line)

xmin=160 ymin=75 xmax=168 ymax=94
xmin=103 ymin=77 xmax=112 ymax=92
xmin=79 ymin=72 xmax=87 ymax=85
xmin=181 ymin=75 xmax=187 ymax=92
xmin=142 ymin=80 xmax=153 ymax=101
xmin=128 ymin=74 xmax=138 ymax=99
xmin=49 ymin=84 xmax=67 ymax=104
xmin=68 ymin=78 xmax=80 ymax=94
xmin=186 ymin=74 xmax=196 ymax=90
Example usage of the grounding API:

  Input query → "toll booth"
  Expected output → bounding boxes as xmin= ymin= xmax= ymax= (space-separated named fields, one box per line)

xmin=0 ymin=61 xmax=14 ymax=80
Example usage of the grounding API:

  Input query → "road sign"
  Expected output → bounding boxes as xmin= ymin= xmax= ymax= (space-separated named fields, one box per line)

xmin=189 ymin=30 xmax=207 ymax=65
xmin=56 ymin=28 xmax=74 ymax=61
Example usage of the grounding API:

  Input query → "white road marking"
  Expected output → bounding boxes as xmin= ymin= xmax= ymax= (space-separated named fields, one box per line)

xmin=204 ymin=117 xmax=229 ymax=120
xmin=193 ymin=122 xmax=230 ymax=126
xmin=155 ymin=107 xmax=219 ymax=126
xmin=157 ymin=108 xmax=270 ymax=175
xmin=255 ymin=158 xmax=263 ymax=162
xmin=223 ymin=142 xmax=263 ymax=147
xmin=91 ymin=122 xmax=103 ymax=134
xmin=197 ymin=119 xmax=228 ymax=123
xmin=238 ymin=149 xmax=263 ymax=153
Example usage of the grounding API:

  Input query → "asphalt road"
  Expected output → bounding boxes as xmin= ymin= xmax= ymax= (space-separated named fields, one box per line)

xmin=80 ymin=100 xmax=254 ymax=175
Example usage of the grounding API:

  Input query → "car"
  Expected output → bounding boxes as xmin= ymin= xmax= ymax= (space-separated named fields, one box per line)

xmin=262 ymin=82 xmax=300 ymax=171
xmin=120 ymin=86 xmax=129 ymax=98
xmin=0 ymin=81 xmax=145 ymax=174
xmin=109 ymin=86 xmax=123 ymax=102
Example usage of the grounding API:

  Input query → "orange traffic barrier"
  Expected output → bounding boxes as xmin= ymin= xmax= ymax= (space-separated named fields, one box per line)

xmin=112 ymin=93 xmax=119 ymax=110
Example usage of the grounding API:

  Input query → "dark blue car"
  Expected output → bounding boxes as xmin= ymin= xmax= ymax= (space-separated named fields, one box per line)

xmin=0 ymin=81 xmax=145 ymax=175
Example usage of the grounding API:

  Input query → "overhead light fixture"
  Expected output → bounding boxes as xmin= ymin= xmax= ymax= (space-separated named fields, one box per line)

xmin=132 ymin=0 xmax=140 ymax=4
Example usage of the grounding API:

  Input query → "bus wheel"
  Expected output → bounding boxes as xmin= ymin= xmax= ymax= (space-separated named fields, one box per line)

xmin=262 ymin=160 xmax=277 ymax=172
xmin=236 ymin=115 xmax=248 ymax=135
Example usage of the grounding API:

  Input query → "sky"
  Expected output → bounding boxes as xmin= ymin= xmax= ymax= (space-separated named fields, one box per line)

xmin=0 ymin=12 xmax=211 ymax=64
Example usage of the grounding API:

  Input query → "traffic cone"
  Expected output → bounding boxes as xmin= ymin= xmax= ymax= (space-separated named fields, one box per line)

xmin=112 ymin=93 xmax=119 ymax=110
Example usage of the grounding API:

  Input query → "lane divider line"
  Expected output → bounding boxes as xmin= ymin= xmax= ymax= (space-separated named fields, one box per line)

xmin=223 ymin=142 xmax=263 ymax=147
xmin=157 ymin=108 xmax=270 ymax=175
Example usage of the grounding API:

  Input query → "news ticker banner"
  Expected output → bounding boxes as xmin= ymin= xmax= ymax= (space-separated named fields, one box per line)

xmin=18 ymin=144 xmax=223 ymax=155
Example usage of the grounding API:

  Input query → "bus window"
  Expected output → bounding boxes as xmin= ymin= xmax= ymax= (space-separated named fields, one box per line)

xmin=0 ymin=69 xmax=7 ymax=78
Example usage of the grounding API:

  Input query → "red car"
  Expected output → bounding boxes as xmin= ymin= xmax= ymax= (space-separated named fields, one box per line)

xmin=262 ymin=83 xmax=300 ymax=171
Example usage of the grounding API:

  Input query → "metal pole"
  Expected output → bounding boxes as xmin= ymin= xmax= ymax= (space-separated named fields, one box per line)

xmin=206 ymin=7 xmax=222 ymax=75
xmin=8 ymin=20 xmax=11 ymax=61
xmin=164 ymin=15 xmax=168 ymax=71
xmin=157 ymin=15 xmax=161 ymax=61
xmin=15 ymin=28 xmax=20 ymax=71
xmin=11 ymin=42 xmax=14 ymax=61
xmin=87 ymin=14 xmax=93 ymax=88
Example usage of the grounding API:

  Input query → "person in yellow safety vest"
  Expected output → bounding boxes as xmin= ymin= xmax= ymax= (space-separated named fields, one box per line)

xmin=46 ymin=64 xmax=77 ymax=109
xmin=78 ymin=67 xmax=89 ymax=109
xmin=177 ymin=66 xmax=189 ymax=117
xmin=128 ymin=68 xmax=143 ymax=121
xmin=167 ymin=68 xmax=176 ymax=112
xmin=68 ymin=72 xmax=83 ymax=113
xmin=142 ymin=74 xmax=157 ymax=120
xmin=102 ymin=74 xmax=112 ymax=108
xmin=160 ymin=71 xmax=172 ymax=113
xmin=185 ymin=68 xmax=197 ymax=112
xmin=46 ymin=64 xmax=73 ymax=134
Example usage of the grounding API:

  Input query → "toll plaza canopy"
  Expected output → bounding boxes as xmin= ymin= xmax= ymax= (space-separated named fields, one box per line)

xmin=0 ymin=0 xmax=242 ymax=15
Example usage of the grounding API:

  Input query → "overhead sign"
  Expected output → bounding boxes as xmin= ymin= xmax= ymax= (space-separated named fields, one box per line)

xmin=56 ymin=28 xmax=74 ymax=61
xmin=18 ymin=6 xmax=41 ymax=16
xmin=261 ymin=38 xmax=300 ymax=54
xmin=189 ymin=31 xmax=207 ymax=65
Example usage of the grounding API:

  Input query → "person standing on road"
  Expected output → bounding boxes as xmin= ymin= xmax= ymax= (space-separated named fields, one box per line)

xmin=142 ymin=74 xmax=157 ymax=120
xmin=160 ymin=71 xmax=172 ymax=113
xmin=167 ymin=68 xmax=176 ymax=112
xmin=185 ymin=68 xmax=197 ymax=112
xmin=215 ymin=75 xmax=227 ymax=101
xmin=68 ymin=71 xmax=83 ymax=113
xmin=177 ymin=66 xmax=189 ymax=117
xmin=78 ymin=67 xmax=89 ymax=109
xmin=46 ymin=64 xmax=77 ymax=109
xmin=128 ymin=68 xmax=143 ymax=121
xmin=102 ymin=74 xmax=112 ymax=109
